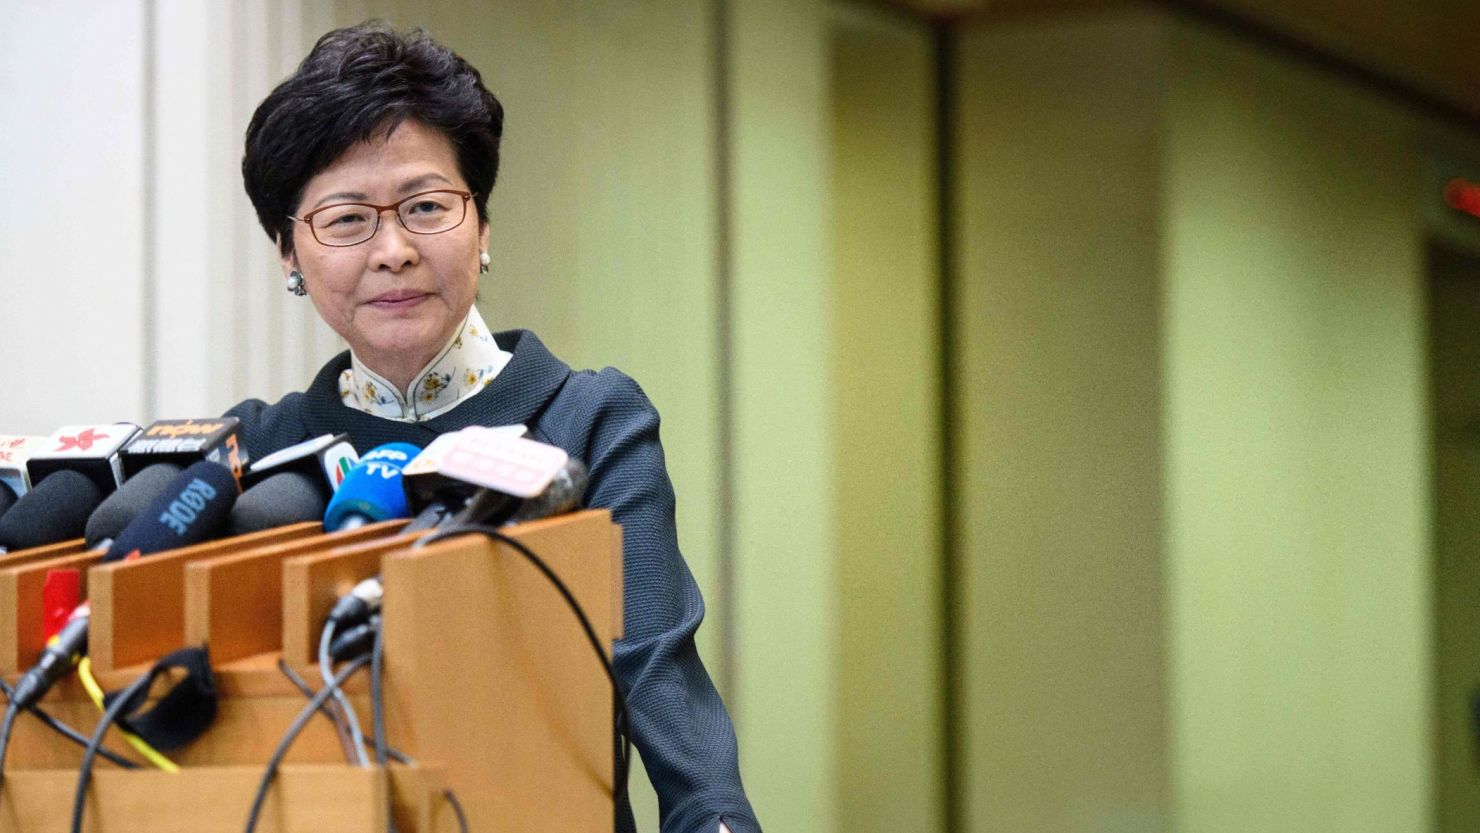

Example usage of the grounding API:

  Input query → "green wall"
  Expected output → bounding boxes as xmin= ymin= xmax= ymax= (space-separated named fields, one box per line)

xmin=829 ymin=6 xmax=944 ymax=833
xmin=1425 ymin=242 xmax=1480 ymax=833
xmin=726 ymin=1 xmax=838 ymax=829
xmin=954 ymin=8 xmax=1465 ymax=832
xmin=1163 ymin=21 xmax=1432 ymax=833
xmin=955 ymin=12 xmax=1172 ymax=831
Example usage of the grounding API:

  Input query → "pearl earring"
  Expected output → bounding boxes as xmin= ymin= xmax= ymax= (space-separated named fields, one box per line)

xmin=286 ymin=270 xmax=307 ymax=296
xmin=479 ymin=252 xmax=490 ymax=274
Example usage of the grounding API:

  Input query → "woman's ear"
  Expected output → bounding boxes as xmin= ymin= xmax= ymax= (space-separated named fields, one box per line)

xmin=276 ymin=236 xmax=297 ymax=278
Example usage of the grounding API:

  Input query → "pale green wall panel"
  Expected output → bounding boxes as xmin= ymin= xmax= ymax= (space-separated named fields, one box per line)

xmin=727 ymin=0 xmax=838 ymax=831
xmin=829 ymin=5 xmax=943 ymax=833
xmin=954 ymin=12 xmax=1172 ymax=833
xmin=1163 ymin=20 xmax=1432 ymax=833
xmin=1427 ymin=242 xmax=1480 ymax=833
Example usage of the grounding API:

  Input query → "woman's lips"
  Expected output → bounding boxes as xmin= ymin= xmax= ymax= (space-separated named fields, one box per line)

xmin=367 ymin=290 xmax=430 ymax=310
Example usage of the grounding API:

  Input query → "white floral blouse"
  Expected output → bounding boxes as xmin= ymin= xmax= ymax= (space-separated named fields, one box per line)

xmin=337 ymin=307 xmax=513 ymax=422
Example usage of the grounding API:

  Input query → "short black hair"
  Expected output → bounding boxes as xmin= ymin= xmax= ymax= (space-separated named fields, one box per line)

xmin=242 ymin=21 xmax=504 ymax=257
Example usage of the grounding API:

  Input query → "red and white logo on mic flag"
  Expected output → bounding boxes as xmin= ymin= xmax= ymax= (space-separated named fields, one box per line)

xmin=0 ymin=435 xmax=45 ymax=467
xmin=39 ymin=424 xmax=136 ymax=459
xmin=439 ymin=427 xmax=566 ymax=498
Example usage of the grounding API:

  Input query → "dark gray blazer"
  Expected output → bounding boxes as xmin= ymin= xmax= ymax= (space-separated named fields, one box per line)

xmin=224 ymin=329 xmax=760 ymax=833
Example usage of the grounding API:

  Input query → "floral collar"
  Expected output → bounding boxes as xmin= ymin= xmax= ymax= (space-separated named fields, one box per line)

xmin=337 ymin=306 xmax=513 ymax=422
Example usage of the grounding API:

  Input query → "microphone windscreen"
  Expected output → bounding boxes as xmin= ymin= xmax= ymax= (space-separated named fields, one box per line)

xmin=0 ymin=471 xmax=104 ymax=551
xmin=84 ymin=463 xmax=182 ymax=549
xmin=510 ymin=459 xmax=589 ymax=524
xmin=0 ymin=481 xmax=15 ymax=522
xmin=323 ymin=442 xmax=419 ymax=531
xmin=229 ymin=471 xmax=327 ymax=536
xmin=103 ymin=461 xmax=239 ymax=562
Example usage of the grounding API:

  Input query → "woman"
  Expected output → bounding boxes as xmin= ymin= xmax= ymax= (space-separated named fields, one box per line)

xmin=228 ymin=22 xmax=758 ymax=833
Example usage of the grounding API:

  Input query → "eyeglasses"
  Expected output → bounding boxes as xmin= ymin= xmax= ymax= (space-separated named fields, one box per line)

xmin=289 ymin=190 xmax=473 ymax=247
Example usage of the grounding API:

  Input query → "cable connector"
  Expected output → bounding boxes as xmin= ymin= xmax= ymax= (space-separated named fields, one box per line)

xmin=326 ymin=577 xmax=383 ymax=629
xmin=328 ymin=615 xmax=380 ymax=662
xmin=13 ymin=603 xmax=90 ymax=709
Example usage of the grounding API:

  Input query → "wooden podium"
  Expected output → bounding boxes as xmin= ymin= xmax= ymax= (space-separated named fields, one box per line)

xmin=0 ymin=510 xmax=622 ymax=832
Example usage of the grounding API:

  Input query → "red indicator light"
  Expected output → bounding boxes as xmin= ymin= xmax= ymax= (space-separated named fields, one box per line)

xmin=1444 ymin=178 xmax=1480 ymax=220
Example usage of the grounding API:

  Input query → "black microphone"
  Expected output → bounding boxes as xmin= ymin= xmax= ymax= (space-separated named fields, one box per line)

xmin=118 ymin=417 xmax=249 ymax=484
xmin=102 ymin=461 xmax=240 ymax=563
xmin=0 ymin=434 xmax=46 ymax=498
xmin=83 ymin=463 xmax=183 ymax=551
xmin=227 ymin=471 xmax=329 ymax=536
xmin=24 ymin=423 xmax=141 ymax=498
xmin=0 ymin=481 xmax=16 ymax=524
xmin=241 ymin=433 xmax=357 ymax=496
xmin=0 ymin=471 xmax=105 ymax=552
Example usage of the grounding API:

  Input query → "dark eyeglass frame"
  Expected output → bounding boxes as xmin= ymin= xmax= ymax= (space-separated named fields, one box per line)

xmin=288 ymin=189 xmax=474 ymax=247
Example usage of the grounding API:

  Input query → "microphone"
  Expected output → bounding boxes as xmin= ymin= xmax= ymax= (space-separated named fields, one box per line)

xmin=119 ymin=417 xmax=248 ymax=484
xmin=322 ymin=443 xmax=420 ymax=532
xmin=427 ymin=428 xmax=583 ymax=526
xmin=401 ymin=426 xmax=527 ymax=523
xmin=0 ymin=482 xmax=15 ymax=523
xmin=25 ymin=424 xmax=141 ymax=498
xmin=0 ymin=471 xmax=105 ymax=552
xmin=507 ymin=459 xmax=588 ymax=525
xmin=102 ymin=461 xmax=240 ymax=563
xmin=242 ymin=433 xmax=357 ymax=496
xmin=83 ymin=463 xmax=183 ymax=551
xmin=0 ymin=435 xmax=47 ymax=498
xmin=11 ymin=463 xmax=238 ymax=709
xmin=227 ymin=471 xmax=329 ymax=536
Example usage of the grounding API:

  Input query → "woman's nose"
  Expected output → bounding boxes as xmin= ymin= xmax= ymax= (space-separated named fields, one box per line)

xmin=365 ymin=209 xmax=419 ymax=271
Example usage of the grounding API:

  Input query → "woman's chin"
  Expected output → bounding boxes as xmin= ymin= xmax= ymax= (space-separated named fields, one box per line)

xmin=354 ymin=323 xmax=445 ymax=365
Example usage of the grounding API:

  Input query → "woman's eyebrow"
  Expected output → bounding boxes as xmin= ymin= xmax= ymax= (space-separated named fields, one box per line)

xmin=312 ymin=190 xmax=368 ymax=209
xmin=309 ymin=174 xmax=456 ymax=210
xmin=398 ymin=173 xmax=454 ymax=192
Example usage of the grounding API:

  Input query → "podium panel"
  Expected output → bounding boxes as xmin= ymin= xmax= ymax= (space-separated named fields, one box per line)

xmin=0 ymin=511 xmax=620 ymax=832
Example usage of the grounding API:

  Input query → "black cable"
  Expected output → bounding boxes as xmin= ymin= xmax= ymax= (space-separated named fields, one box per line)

xmin=371 ymin=621 xmax=388 ymax=767
xmin=275 ymin=658 xmax=413 ymax=766
xmin=244 ymin=655 xmax=372 ymax=833
xmin=0 ymin=702 xmax=18 ymax=806
xmin=0 ymin=679 xmax=136 ymax=770
xmin=442 ymin=787 xmax=470 ymax=833
xmin=370 ymin=621 xmax=398 ymax=833
xmin=71 ymin=668 xmax=156 ymax=833
xmin=419 ymin=523 xmax=634 ymax=802
xmin=320 ymin=620 xmax=370 ymax=767
xmin=276 ymin=659 xmax=358 ymax=763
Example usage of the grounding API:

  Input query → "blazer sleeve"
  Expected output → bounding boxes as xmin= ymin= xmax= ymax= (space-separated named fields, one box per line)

xmin=557 ymin=369 xmax=761 ymax=833
xmin=222 ymin=393 xmax=311 ymax=462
